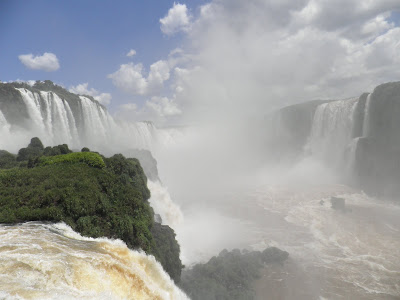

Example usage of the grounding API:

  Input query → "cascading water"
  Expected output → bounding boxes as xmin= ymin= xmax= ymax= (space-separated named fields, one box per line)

xmin=305 ymin=98 xmax=359 ymax=170
xmin=0 ymin=222 xmax=188 ymax=300
xmin=0 ymin=86 xmax=157 ymax=153
xmin=362 ymin=93 xmax=372 ymax=137
xmin=148 ymin=180 xmax=184 ymax=229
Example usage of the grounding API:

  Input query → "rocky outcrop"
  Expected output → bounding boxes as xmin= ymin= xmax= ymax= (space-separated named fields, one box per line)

xmin=180 ymin=247 xmax=289 ymax=300
xmin=330 ymin=197 xmax=346 ymax=212
xmin=124 ymin=148 xmax=159 ymax=181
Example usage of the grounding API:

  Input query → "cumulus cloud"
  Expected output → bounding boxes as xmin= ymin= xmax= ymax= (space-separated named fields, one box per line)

xmin=291 ymin=0 xmax=399 ymax=40
xmin=18 ymin=52 xmax=60 ymax=72
xmin=108 ymin=60 xmax=170 ymax=96
xmin=126 ymin=49 xmax=136 ymax=57
xmin=160 ymin=2 xmax=191 ymax=35
xmin=69 ymin=83 xmax=112 ymax=106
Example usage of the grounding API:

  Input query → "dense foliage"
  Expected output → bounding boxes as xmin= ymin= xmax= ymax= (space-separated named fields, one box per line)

xmin=0 ymin=150 xmax=18 ymax=169
xmin=180 ymin=247 xmax=289 ymax=300
xmin=152 ymin=222 xmax=184 ymax=283
xmin=39 ymin=152 xmax=106 ymax=169
xmin=0 ymin=137 xmax=182 ymax=282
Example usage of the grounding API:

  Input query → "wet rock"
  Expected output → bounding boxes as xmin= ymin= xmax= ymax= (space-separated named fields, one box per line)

xmin=154 ymin=214 xmax=163 ymax=224
xmin=331 ymin=196 xmax=346 ymax=212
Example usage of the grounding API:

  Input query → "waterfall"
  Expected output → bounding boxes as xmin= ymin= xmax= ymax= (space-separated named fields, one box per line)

xmin=0 ymin=110 xmax=10 ymax=132
xmin=362 ymin=93 xmax=372 ymax=137
xmin=148 ymin=180 xmax=184 ymax=229
xmin=306 ymin=98 xmax=359 ymax=168
xmin=0 ymin=86 xmax=159 ymax=153
xmin=0 ymin=222 xmax=188 ymax=300
xmin=18 ymin=88 xmax=47 ymax=135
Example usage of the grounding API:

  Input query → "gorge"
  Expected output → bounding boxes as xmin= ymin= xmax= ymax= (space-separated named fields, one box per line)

xmin=0 ymin=80 xmax=399 ymax=299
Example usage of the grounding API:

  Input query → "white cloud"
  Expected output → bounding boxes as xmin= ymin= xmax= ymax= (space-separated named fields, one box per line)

xmin=18 ymin=52 xmax=60 ymax=72
xmin=361 ymin=13 xmax=393 ymax=36
xmin=108 ymin=60 xmax=170 ymax=96
xmin=160 ymin=2 xmax=191 ymax=35
xmin=290 ymin=0 xmax=400 ymax=40
xmin=126 ymin=49 xmax=136 ymax=57
xmin=69 ymin=83 xmax=112 ymax=106
xmin=146 ymin=96 xmax=182 ymax=117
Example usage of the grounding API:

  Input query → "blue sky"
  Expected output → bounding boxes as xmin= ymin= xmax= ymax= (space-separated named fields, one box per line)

xmin=0 ymin=0 xmax=206 ymax=111
xmin=1 ymin=0 xmax=400 ymax=125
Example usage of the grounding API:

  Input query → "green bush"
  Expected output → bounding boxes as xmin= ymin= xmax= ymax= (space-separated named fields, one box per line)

xmin=43 ymin=144 xmax=72 ymax=156
xmin=0 ymin=150 xmax=18 ymax=169
xmin=40 ymin=152 xmax=106 ymax=169
xmin=17 ymin=137 xmax=44 ymax=161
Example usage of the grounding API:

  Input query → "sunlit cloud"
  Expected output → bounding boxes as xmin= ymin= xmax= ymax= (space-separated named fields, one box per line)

xmin=108 ymin=60 xmax=170 ymax=96
xmin=18 ymin=52 xmax=60 ymax=72
xmin=160 ymin=2 xmax=192 ymax=35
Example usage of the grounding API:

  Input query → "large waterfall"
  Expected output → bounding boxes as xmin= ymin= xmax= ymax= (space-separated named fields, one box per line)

xmin=0 ymin=82 xmax=158 ymax=154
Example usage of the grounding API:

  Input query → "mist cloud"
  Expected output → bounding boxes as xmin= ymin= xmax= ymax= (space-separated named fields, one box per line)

xmin=109 ymin=0 xmax=400 ymax=126
xmin=166 ymin=0 xmax=400 ymax=123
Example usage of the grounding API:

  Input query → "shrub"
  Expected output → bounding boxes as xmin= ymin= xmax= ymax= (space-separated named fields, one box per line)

xmin=0 ymin=150 xmax=18 ymax=169
xmin=17 ymin=137 xmax=44 ymax=161
xmin=39 ymin=152 xmax=106 ymax=169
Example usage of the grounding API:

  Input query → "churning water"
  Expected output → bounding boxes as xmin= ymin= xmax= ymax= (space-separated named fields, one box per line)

xmin=0 ymin=222 xmax=188 ymax=300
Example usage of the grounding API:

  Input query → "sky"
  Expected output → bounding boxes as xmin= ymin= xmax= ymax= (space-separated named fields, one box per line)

xmin=1 ymin=0 xmax=400 ymax=126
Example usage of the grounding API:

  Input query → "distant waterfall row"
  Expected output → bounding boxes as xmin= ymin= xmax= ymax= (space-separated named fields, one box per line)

xmin=0 ymin=87 xmax=158 ymax=153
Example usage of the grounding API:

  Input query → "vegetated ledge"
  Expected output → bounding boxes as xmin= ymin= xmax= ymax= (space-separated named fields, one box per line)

xmin=180 ymin=247 xmax=289 ymax=300
xmin=0 ymin=137 xmax=183 ymax=283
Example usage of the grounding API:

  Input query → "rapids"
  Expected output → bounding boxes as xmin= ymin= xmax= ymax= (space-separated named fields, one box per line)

xmin=0 ymin=222 xmax=188 ymax=300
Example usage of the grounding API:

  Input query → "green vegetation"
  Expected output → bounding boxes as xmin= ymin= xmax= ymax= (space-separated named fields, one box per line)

xmin=43 ymin=144 xmax=72 ymax=156
xmin=17 ymin=137 xmax=44 ymax=161
xmin=0 ymin=150 xmax=18 ymax=169
xmin=39 ymin=152 xmax=106 ymax=169
xmin=0 ymin=137 xmax=182 ymax=282
xmin=180 ymin=247 xmax=289 ymax=300
xmin=152 ymin=222 xmax=183 ymax=283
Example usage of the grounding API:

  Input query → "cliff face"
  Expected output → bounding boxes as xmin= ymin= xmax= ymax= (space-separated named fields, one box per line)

xmin=269 ymin=81 xmax=400 ymax=198
xmin=353 ymin=82 xmax=400 ymax=197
